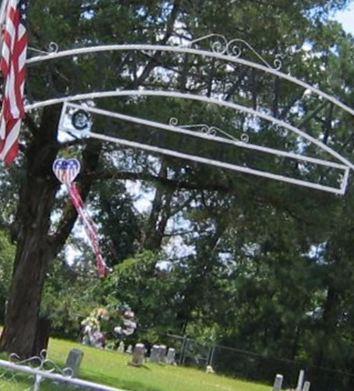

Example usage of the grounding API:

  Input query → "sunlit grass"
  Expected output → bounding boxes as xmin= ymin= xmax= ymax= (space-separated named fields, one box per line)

xmin=0 ymin=337 xmax=271 ymax=390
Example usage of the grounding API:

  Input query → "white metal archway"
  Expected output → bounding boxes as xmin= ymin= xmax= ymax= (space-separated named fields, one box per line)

xmin=25 ymin=36 xmax=354 ymax=194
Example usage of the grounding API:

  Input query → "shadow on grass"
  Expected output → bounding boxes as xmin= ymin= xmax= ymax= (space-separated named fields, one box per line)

xmin=83 ymin=371 xmax=165 ymax=391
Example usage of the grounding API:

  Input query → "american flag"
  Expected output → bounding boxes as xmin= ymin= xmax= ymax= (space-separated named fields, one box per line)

xmin=0 ymin=0 xmax=29 ymax=165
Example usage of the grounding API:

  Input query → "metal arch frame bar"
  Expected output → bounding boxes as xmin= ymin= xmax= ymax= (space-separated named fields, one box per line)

xmin=89 ymin=131 xmax=348 ymax=195
xmin=59 ymin=103 xmax=349 ymax=195
xmin=64 ymin=102 xmax=347 ymax=171
xmin=25 ymin=89 xmax=354 ymax=171
xmin=26 ymin=44 xmax=354 ymax=118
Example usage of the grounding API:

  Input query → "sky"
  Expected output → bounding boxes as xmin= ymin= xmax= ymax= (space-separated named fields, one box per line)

xmin=333 ymin=1 xmax=354 ymax=34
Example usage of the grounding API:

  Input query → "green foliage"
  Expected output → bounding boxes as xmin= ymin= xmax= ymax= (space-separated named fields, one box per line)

xmin=90 ymin=180 xmax=140 ymax=266
xmin=101 ymin=251 xmax=184 ymax=334
xmin=41 ymin=258 xmax=102 ymax=338
xmin=0 ymin=231 xmax=15 ymax=322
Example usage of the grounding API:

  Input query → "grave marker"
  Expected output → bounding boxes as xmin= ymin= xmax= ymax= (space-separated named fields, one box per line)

xmin=65 ymin=349 xmax=84 ymax=378
xmin=150 ymin=345 xmax=160 ymax=363
xmin=158 ymin=345 xmax=167 ymax=363
xmin=166 ymin=348 xmax=176 ymax=365
xmin=273 ymin=374 xmax=283 ymax=391
xmin=117 ymin=341 xmax=125 ymax=353
xmin=130 ymin=343 xmax=145 ymax=367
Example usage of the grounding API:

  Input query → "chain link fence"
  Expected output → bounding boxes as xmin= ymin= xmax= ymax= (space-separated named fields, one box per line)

xmin=140 ymin=332 xmax=354 ymax=391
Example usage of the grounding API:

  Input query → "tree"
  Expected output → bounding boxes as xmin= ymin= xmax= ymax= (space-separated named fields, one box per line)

xmin=0 ymin=0 xmax=353 ymax=360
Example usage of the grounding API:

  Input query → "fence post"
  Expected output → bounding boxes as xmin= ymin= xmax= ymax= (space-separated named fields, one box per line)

xmin=273 ymin=374 xmax=283 ymax=391
xmin=296 ymin=369 xmax=305 ymax=391
xmin=33 ymin=374 xmax=42 ymax=391
xmin=179 ymin=335 xmax=187 ymax=365
xmin=208 ymin=346 xmax=215 ymax=367
xmin=303 ymin=381 xmax=311 ymax=391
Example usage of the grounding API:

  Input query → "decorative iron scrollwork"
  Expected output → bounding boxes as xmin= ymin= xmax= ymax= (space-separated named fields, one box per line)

xmin=48 ymin=42 xmax=59 ymax=53
xmin=184 ymin=34 xmax=282 ymax=70
xmin=169 ymin=117 xmax=249 ymax=143
xmin=9 ymin=350 xmax=72 ymax=377
xmin=28 ymin=42 xmax=59 ymax=55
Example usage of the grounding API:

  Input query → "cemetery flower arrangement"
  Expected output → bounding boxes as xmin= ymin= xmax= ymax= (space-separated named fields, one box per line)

xmin=81 ymin=307 xmax=109 ymax=348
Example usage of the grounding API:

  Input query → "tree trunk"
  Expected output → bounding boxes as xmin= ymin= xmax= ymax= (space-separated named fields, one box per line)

xmin=0 ymin=107 xmax=62 ymax=357
xmin=0 ymin=105 xmax=102 ymax=357
xmin=144 ymin=162 xmax=174 ymax=251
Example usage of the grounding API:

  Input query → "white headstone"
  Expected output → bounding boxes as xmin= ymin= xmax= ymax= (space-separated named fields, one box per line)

xmin=273 ymin=374 xmax=283 ymax=391
xmin=296 ymin=370 xmax=305 ymax=391
xmin=303 ymin=381 xmax=311 ymax=391
xmin=158 ymin=345 xmax=167 ymax=363
xmin=117 ymin=341 xmax=125 ymax=353
xmin=65 ymin=349 xmax=84 ymax=378
xmin=206 ymin=365 xmax=215 ymax=374
xmin=149 ymin=344 xmax=160 ymax=363
xmin=166 ymin=348 xmax=176 ymax=365
xmin=130 ymin=343 xmax=145 ymax=367
xmin=126 ymin=344 xmax=133 ymax=354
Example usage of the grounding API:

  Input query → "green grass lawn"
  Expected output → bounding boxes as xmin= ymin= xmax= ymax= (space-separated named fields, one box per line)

xmin=0 ymin=338 xmax=271 ymax=391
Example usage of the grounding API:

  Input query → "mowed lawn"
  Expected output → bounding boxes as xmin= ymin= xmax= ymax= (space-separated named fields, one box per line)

xmin=0 ymin=337 xmax=271 ymax=391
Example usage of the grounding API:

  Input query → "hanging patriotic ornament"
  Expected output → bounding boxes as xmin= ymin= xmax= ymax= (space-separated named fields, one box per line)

xmin=53 ymin=158 xmax=81 ymax=185
xmin=53 ymin=158 xmax=108 ymax=277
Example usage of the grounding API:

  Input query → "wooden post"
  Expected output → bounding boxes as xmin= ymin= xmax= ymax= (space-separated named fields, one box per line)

xmin=303 ymin=381 xmax=311 ymax=391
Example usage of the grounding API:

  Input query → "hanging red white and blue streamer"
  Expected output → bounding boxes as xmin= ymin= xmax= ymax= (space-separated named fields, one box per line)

xmin=53 ymin=158 xmax=108 ymax=277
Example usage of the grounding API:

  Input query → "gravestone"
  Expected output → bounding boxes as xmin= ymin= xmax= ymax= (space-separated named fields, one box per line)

xmin=117 ymin=341 xmax=125 ymax=353
xmin=149 ymin=345 xmax=160 ymax=363
xmin=296 ymin=370 xmax=305 ymax=391
xmin=206 ymin=365 xmax=215 ymax=374
xmin=273 ymin=374 xmax=283 ymax=391
xmin=126 ymin=345 xmax=133 ymax=354
xmin=303 ymin=381 xmax=311 ymax=391
xmin=130 ymin=343 xmax=145 ymax=367
xmin=65 ymin=349 xmax=84 ymax=377
xmin=158 ymin=345 xmax=167 ymax=363
xmin=166 ymin=348 xmax=176 ymax=365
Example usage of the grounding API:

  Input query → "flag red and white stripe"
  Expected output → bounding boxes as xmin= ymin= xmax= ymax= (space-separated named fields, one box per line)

xmin=69 ymin=183 xmax=108 ymax=278
xmin=0 ymin=0 xmax=29 ymax=165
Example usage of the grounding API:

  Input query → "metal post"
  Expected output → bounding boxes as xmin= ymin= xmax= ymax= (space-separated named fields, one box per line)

xmin=0 ymin=0 xmax=7 ymax=26
xmin=179 ymin=335 xmax=187 ymax=365
xmin=33 ymin=374 xmax=42 ymax=391
xmin=0 ymin=0 xmax=7 ymax=55
xmin=296 ymin=369 xmax=305 ymax=391
xmin=303 ymin=381 xmax=311 ymax=391
xmin=208 ymin=346 xmax=216 ymax=367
